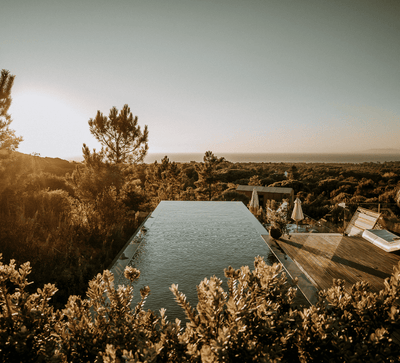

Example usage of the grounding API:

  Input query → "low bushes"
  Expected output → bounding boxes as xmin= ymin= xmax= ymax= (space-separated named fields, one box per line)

xmin=1 ymin=255 xmax=400 ymax=362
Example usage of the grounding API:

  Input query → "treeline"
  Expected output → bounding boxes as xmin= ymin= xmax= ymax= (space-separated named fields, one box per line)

xmin=130 ymin=153 xmax=400 ymax=222
xmin=139 ymin=155 xmax=400 ymax=233
xmin=268 ymin=163 xmax=400 ymax=226
xmin=1 ymin=255 xmax=400 ymax=362
xmin=220 ymin=161 xmax=400 ymax=231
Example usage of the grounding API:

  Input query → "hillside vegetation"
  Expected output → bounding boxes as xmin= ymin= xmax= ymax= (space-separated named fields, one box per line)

xmin=2 ymin=67 xmax=400 ymax=360
xmin=1 ymin=151 xmax=400 ymax=309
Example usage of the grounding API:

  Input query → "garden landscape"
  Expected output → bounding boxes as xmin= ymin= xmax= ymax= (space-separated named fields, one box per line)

xmin=2 ymin=0 xmax=400 ymax=361
xmin=2 ymin=67 xmax=400 ymax=361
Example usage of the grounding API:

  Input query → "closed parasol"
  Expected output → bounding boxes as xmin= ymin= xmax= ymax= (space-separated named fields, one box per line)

xmin=249 ymin=188 xmax=259 ymax=210
xmin=291 ymin=197 xmax=304 ymax=232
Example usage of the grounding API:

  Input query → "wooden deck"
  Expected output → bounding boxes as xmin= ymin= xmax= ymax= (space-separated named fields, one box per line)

xmin=263 ymin=233 xmax=400 ymax=293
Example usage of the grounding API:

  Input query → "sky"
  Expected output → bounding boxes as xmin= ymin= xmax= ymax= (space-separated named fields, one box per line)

xmin=1 ymin=0 xmax=400 ymax=159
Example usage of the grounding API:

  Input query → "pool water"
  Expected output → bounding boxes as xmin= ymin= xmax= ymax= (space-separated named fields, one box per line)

xmin=112 ymin=201 xmax=278 ymax=321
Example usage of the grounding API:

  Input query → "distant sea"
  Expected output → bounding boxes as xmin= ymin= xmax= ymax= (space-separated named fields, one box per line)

xmin=144 ymin=153 xmax=400 ymax=164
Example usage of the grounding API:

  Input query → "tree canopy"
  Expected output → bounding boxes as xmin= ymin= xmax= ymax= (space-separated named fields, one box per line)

xmin=87 ymin=104 xmax=148 ymax=165
xmin=195 ymin=151 xmax=225 ymax=200
xmin=0 ymin=69 xmax=22 ymax=152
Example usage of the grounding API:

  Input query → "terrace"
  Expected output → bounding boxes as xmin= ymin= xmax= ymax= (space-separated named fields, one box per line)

xmin=110 ymin=201 xmax=400 ymax=321
xmin=263 ymin=232 xmax=400 ymax=300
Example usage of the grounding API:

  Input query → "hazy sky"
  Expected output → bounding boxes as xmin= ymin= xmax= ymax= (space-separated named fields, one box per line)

xmin=2 ymin=0 xmax=400 ymax=159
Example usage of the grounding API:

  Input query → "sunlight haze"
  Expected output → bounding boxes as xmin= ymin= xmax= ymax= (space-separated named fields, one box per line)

xmin=2 ymin=0 xmax=400 ymax=159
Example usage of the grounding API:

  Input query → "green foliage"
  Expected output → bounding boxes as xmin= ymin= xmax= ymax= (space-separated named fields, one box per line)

xmin=266 ymin=200 xmax=290 ymax=238
xmin=288 ymin=165 xmax=300 ymax=180
xmin=3 ymin=255 xmax=400 ymax=362
xmin=0 ymin=69 xmax=22 ymax=152
xmin=217 ymin=168 xmax=254 ymax=184
xmin=138 ymin=157 xmax=400 ymax=228
xmin=0 ymin=256 xmax=64 ymax=362
xmin=60 ymin=269 xmax=159 ymax=362
xmin=248 ymin=175 xmax=263 ymax=186
xmin=70 ymin=154 xmax=123 ymax=203
xmin=195 ymin=151 xmax=225 ymax=201
xmin=5 ymin=152 xmax=400 ymax=310
xmin=169 ymin=258 xmax=299 ymax=362
xmin=22 ymin=172 xmax=74 ymax=195
xmin=87 ymin=104 xmax=149 ymax=165
xmin=296 ymin=272 xmax=400 ymax=362
xmin=69 ymin=152 xmax=146 ymax=235
xmin=145 ymin=156 xmax=183 ymax=206
xmin=3 ymin=138 xmax=400 ymax=361
xmin=0 ymin=155 xmax=145 ymax=309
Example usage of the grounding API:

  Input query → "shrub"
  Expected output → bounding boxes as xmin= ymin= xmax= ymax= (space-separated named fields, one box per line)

xmin=2 ymin=252 xmax=400 ymax=361
xmin=0 ymin=257 xmax=64 ymax=362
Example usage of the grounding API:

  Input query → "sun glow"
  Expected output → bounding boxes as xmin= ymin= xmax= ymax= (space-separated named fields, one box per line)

xmin=10 ymin=90 xmax=99 ymax=159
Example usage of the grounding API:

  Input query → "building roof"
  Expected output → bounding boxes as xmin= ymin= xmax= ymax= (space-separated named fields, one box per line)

xmin=236 ymin=185 xmax=294 ymax=194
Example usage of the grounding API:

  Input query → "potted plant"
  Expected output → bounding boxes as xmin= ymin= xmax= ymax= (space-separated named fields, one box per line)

xmin=269 ymin=225 xmax=283 ymax=239
xmin=266 ymin=201 xmax=289 ymax=240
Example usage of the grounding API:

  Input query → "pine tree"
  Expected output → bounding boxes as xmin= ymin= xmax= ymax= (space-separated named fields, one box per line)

xmin=195 ymin=151 xmax=224 ymax=200
xmin=145 ymin=156 xmax=182 ymax=204
xmin=0 ymin=69 xmax=22 ymax=151
xmin=86 ymin=104 xmax=149 ymax=165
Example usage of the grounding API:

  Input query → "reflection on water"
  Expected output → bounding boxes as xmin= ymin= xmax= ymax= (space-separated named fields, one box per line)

xmin=118 ymin=201 xmax=277 ymax=321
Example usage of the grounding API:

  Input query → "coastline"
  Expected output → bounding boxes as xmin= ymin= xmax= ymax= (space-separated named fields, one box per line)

xmin=143 ymin=152 xmax=400 ymax=164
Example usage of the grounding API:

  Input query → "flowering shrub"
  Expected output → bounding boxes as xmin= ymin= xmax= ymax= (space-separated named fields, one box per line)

xmin=0 ymin=258 xmax=63 ymax=362
xmin=1 ymin=254 xmax=400 ymax=362
xmin=266 ymin=201 xmax=290 ymax=238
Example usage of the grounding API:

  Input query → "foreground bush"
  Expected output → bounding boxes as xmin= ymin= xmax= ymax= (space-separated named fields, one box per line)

xmin=1 ymin=254 xmax=400 ymax=362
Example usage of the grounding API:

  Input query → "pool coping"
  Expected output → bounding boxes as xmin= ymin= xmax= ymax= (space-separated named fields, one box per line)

xmin=108 ymin=212 xmax=152 ymax=284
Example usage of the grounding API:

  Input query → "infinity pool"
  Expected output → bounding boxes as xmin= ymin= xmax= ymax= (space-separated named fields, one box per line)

xmin=111 ymin=201 xmax=278 ymax=321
